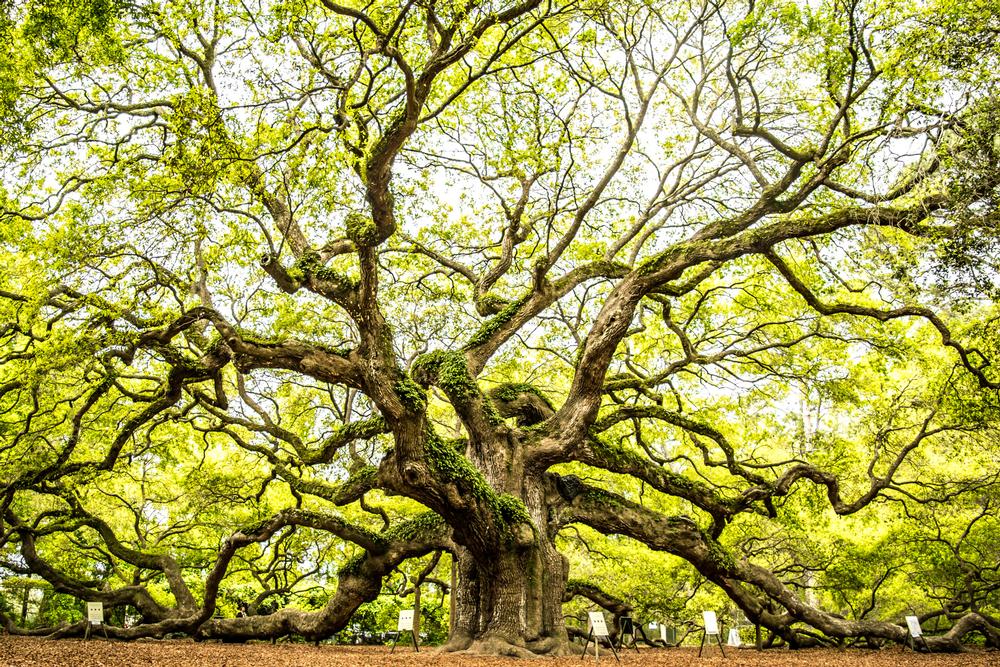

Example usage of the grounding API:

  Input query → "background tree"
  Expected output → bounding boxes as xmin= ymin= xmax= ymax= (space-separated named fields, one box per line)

xmin=1 ymin=0 xmax=999 ymax=656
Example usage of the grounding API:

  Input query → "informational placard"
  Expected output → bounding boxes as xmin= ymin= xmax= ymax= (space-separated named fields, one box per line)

xmin=727 ymin=627 xmax=742 ymax=647
xmin=588 ymin=611 xmax=609 ymax=637
xmin=702 ymin=610 xmax=719 ymax=635
xmin=87 ymin=602 xmax=104 ymax=625
xmin=905 ymin=616 xmax=922 ymax=638
xmin=397 ymin=609 xmax=414 ymax=631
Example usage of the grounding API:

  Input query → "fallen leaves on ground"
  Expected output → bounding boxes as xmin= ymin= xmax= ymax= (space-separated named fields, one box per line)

xmin=0 ymin=637 xmax=996 ymax=667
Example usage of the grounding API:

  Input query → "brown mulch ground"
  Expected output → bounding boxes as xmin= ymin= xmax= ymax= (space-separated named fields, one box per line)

xmin=0 ymin=637 xmax=996 ymax=667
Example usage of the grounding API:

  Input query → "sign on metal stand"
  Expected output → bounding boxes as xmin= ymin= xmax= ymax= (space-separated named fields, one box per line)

xmin=84 ymin=602 xmax=108 ymax=640
xmin=389 ymin=609 xmax=419 ymax=653
xmin=615 ymin=615 xmax=640 ymax=653
xmin=905 ymin=615 xmax=929 ymax=652
xmin=580 ymin=610 xmax=620 ymax=663
xmin=657 ymin=622 xmax=677 ymax=646
xmin=697 ymin=610 xmax=726 ymax=658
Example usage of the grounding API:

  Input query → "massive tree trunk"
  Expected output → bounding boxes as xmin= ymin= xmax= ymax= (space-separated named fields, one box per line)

xmin=371 ymin=358 xmax=574 ymax=656
xmin=444 ymin=473 xmax=569 ymax=656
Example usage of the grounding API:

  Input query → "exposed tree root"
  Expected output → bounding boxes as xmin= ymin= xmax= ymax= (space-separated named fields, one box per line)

xmin=436 ymin=633 xmax=474 ymax=653
xmin=438 ymin=634 xmax=575 ymax=658
xmin=460 ymin=638 xmax=541 ymax=658
xmin=526 ymin=636 xmax=577 ymax=656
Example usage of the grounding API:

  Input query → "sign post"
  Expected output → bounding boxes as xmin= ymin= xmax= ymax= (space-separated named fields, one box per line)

xmin=697 ymin=610 xmax=726 ymax=658
xmin=84 ymin=602 xmax=108 ymax=640
xmin=580 ymin=610 xmax=619 ymax=663
xmin=905 ymin=615 xmax=929 ymax=652
xmin=389 ymin=609 xmax=419 ymax=653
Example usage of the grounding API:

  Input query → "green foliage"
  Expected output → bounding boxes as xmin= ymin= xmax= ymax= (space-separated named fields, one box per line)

xmin=1 ymin=0 xmax=999 ymax=650
xmin=20 ymin=0 xmax=123 ymax=60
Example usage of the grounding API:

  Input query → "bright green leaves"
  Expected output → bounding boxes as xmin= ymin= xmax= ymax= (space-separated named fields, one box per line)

xmin=0 ymin=0 xmax=126 ymax=153
xmin=935 ymin=98 xmax=1000 ymax=297
xmin=0 ymin=5 xmax=37 ymax=153
xmin=162 ymin=86 xmax=228 ymax=195
xmin=903 ymin=0 xmax=1000 ymax=76
xmin=728 ymin=0 xmax=815 ymax=48
xmin=16 ymin=0 xmax=125 ymax=65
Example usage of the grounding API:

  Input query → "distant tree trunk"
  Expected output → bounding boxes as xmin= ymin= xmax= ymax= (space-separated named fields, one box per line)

xmin=412 ymin=582 xmax=421 ymax=641
xmin=449 ymin=559 xmax=457 ymax=635
xmin=20 ymin=586 xmax=29 ymax=626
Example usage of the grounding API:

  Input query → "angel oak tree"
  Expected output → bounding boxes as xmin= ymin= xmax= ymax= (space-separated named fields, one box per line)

xmin=2 ymin=0 xmax=1000 ymax=656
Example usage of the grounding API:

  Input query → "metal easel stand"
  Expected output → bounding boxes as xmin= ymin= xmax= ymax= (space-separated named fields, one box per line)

xmin=698 ymin=630 xmax=726 ymax=658
xmin=84 ymin=621 xmax=108 ymax=641
xmin=581 ymin=630 xmax=621 ymax=663
xmin=389 ymin=629 xmax=419 ymax=653
xmin=615 ymin=618 xmax=641 ymax=654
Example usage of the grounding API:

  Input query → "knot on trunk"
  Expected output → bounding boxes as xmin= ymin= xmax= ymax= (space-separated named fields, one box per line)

xmin=402 ymin=463 xmax=422 ymax=485
xmin=488 ymin=383 xmax=556 ymax=426
xmin=555 ymin=474 xmax=584 ymax=502
xmin=510 ymin=522 xmax=535 ymax=548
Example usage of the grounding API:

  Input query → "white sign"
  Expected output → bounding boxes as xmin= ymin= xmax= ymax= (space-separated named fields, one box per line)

xmin=587 ymin=611 xmax=609 ymax=637
xmin=87 ymin=602 xmax=104 ymax=625
xmin=397 ymin=609 xmax=414 ymax=631
xmin=659 ymin=624 xmax=668 ymax=642
xmin=727 ymin=627 xmax=742 ymax=647
xmin=905 ymin=615 xmax=923 ymax=638
xmin=702 ymin=610 xmax=719 ymax=635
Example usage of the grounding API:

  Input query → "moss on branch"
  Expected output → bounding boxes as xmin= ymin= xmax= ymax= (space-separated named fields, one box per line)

xmin=384 ymin=512 xmax=445 ymax=543
xmin=410 ymin=350 xmax=502 ymax=423
xmin=463 ymin=294 xmax=530 ymax=350
xmin=338 ymin=552 xmax=367 ymax=576
xmin=411 ymin=350 xmax=477 ymax=404
xmin=394 ymin=373 xmax=428 ymax=412
xmin=636 ymin=244 xmax=690 ymax=276
xmin=424 ymin=428 xmax=531 ymax=542
xmin=345 ymin=212 xmax=379 ymax=247
xmin=289 ymin=251 xmax=359 ymax=287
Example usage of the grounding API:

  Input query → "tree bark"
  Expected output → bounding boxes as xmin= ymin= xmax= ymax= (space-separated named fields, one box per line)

xmin=438 ymin=437 xmax=570 ymax=657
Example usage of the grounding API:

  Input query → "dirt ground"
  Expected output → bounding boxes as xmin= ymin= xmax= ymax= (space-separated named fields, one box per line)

xmin=0 ymin=637 xmax=996 ymax=667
